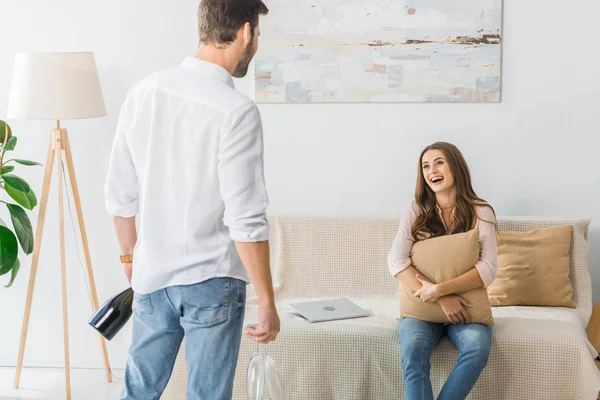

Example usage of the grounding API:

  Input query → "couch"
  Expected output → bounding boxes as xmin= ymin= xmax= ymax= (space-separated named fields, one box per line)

xmin=162 ymin=216 xmax=600 ymax=400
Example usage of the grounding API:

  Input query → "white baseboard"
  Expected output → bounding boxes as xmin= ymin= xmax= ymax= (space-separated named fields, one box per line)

xmin=0 ymin=363 xmax=124 ymax=370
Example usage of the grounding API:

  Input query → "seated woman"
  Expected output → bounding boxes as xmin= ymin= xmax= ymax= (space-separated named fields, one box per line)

xmin=388 ymin=142 xmax=498 ymax=400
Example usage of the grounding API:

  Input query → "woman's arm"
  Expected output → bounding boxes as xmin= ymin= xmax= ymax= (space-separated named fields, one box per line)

xmin=414 ymin=269 xmax=482 ymax=302
xmin=395 ymin=265 xmax=423 ymax=294
xmin=472 ymin=206 xmax=498 ymax=288
xmin=434 ymin=267 xmax=483 ymax=297
xmin=390 ymin=202 xmax=426 ymax=294
xmin=388 ymin=202 xmax=418 ymax=278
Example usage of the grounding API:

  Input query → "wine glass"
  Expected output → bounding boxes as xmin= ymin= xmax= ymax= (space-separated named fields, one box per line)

xmin=246 ymin=325 xmax=285 ymax=400
xmin=247 ymin=326 xmax=265 ymax=400
xmin=263 ymin=344 xmax=285 ymax=400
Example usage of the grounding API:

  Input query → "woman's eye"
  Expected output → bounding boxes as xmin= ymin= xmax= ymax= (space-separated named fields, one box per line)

xmin=423 ymin=165 xmax=429 ymax=170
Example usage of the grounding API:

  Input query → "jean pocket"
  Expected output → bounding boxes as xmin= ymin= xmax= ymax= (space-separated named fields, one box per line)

xmin=133 ymin=293 xmax=154 ymax=316
xmin=237 ymin=280 xmax=247 ymax=305
xmin=181 ymin=278 xmax=230 ymax=327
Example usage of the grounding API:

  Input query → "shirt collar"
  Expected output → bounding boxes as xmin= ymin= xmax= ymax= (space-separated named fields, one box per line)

xmin=436 ymin=204 xmax=455 ymax=232
xmin=181 ymin=57 xmax=234 ymax=88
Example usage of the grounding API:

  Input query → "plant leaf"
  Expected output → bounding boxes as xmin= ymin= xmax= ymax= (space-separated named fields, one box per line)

xmin=25 ymin=190 xmax=37 ymax=209
xmin=7 ymin=204 xmax=33 ymax=254
xmin=5 ymin=186 xmax=37 ymax=210
xmin=3 ymin=175 xmax=30 ymax=193
xmin=4 ymin=175 xmax=36 ymax=210
xmin=0 ymin=226 xmax=18 ymax=276
xmin=6 ymin=136 xmax=17 ymax=151
xmin=15 ymin=159 xmax=42 ymax=167
xmin=0 ymin=121 xmax=12 ymax=144
xmin=4 ymin=258 xmax=20 ymax=288
xmin=1 ymin=165 xmax=14 ymax=174
xmin=5 ymin=187 xmax=37 ymax=211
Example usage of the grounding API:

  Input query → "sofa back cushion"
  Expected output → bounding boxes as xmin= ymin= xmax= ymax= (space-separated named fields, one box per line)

xmin=246 ymin=216 xmax=591 ymax=323
xmin=488 ymin=225 xmax=575 ymax=308
xmin=399 ymin=229 xmax=494 ymax=326
xmin=257 ymin=216 xmax=401 ymax=302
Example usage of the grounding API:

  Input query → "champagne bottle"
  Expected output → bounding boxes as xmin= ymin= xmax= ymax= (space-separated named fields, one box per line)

xmin=88 ymin=287 xmax=134 ymax=340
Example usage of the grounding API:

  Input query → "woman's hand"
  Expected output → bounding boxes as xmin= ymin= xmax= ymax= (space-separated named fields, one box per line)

xmin=414 ymin=274 xmax=442 ymax=303
xmin=438 ymin=295 xmax=472 ymax=324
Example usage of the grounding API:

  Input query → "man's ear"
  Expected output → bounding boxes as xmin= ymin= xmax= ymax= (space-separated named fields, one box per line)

xmin=240 ymin=22 xmax=252 ymax=45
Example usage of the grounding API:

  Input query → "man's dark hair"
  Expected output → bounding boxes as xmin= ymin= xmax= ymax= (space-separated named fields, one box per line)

xmin=198 ymin=0 xmax=269 ymax=46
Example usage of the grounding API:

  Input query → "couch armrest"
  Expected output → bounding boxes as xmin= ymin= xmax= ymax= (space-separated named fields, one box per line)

xmin=587 ymin=302 xmax=600 ymax=368
xmin=587 ymin=303 xmax=600 ymax=400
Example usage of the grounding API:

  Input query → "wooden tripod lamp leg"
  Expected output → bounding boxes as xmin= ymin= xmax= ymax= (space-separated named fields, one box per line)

xmin=56 ymin=129 xmax=72 ymax=400
xmin=14 ymin=132 xmax=56 ymax=389
xmin=62 ymin=131 xmax=112 ymax=382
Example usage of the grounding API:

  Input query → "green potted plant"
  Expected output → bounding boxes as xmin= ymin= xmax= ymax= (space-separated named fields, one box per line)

xmin=0 ymin=120 xmax=41 ymax=287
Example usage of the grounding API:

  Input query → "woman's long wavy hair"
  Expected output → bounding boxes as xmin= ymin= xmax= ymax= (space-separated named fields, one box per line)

xmin=411 ymin=142 xmax=497 ymax=241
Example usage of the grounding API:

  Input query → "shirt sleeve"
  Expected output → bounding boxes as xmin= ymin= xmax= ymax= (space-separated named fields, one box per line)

xmin=218 ymin=102 xmax=269 ymax=242
xmin=388 ymin=201 xmax=418 ymax=277
xmin=474 ymin=205 xmax=498 ymax=287
xmin=104 ymin=94 xmax=139 ymax=218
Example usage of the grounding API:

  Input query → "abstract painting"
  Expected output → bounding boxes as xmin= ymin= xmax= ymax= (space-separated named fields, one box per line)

xmin=255 ymin=0 xmax=503 ymax=103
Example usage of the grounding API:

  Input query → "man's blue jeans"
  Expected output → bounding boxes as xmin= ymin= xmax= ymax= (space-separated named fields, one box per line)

xmin=120 ymin=277 xmax=246 ymax=400
xmin=398 ymin=317 xmax=491 ymax=400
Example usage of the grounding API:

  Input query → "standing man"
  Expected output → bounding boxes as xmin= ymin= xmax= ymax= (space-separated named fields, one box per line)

xmin=104 ymin=1 xmax=279 ymax=398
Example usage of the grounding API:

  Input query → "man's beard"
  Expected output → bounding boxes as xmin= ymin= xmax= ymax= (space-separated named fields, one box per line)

xmin=232 ymin=42 xmax=256 ymax=78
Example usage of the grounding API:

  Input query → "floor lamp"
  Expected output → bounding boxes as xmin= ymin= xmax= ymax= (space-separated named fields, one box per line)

xmin=7 ymin=52 xmax=112 ymax=399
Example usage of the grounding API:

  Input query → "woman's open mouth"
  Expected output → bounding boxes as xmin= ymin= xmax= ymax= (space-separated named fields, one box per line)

xmin=431 ymin=176 xmax=444 ymax=186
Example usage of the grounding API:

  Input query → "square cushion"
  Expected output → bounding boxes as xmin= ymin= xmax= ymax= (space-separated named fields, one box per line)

xmin=399 ymin=229 xmax=494 ymax=326
xmin=488 ymin=225 xmax=575 ymax=308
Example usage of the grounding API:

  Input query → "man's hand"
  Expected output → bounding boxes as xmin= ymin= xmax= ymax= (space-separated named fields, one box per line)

xmin=235 ymin=241 xmax=280 ymax=343
xmin=438 ymin=295 xmax=472 ymax=324
xmin=414 ymin=274 xmax=442 ymax=303
xmin=245 ymin=303 xmax=280 ymax=344
xmin=124 ymin=262 xmax=132 ymax=284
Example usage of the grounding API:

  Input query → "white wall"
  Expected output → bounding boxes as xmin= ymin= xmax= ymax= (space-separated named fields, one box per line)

xmin=0 ymin=0 xmax=599 ymax=369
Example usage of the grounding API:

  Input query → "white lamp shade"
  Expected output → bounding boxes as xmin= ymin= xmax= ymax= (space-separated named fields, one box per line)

xmin=7 ymin=52 xmax=107 ymax=120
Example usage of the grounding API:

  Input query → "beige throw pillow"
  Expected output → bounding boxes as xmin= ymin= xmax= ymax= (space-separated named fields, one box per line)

xmin=399 ymin=229 xmax=494 ymax=326
xmin=487 ymin=225 xmax=575 ymax=307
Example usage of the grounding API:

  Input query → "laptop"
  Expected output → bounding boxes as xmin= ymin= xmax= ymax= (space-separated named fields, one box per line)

xmin=287 ymin=298 xmax=370 ymax=323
